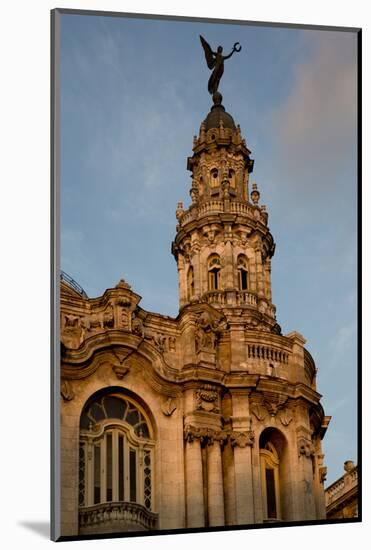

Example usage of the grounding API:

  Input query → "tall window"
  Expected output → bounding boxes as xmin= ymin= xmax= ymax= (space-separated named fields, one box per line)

xmin=260 ymin=429 xmax=285 ymax=521
xmin=187 ymin=266 xmax=194 ymax=299
xmin=79 ymin=393 xmax=154 ymax=513
xmin=237 ymin=255 xmax=249 ymax=291
xmin=208 ymin=254 xmax=221 ymax=290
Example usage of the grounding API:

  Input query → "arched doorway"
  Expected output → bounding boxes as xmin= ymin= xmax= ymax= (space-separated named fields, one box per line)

xmin=259 ymin=428 xmax=288 ymax=522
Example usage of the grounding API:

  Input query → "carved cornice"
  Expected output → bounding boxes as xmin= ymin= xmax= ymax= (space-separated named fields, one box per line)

xmin=184 ymin=424 xmax=228 ymax=445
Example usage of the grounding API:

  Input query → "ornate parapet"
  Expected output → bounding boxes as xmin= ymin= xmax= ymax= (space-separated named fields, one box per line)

xmin=79 ymin=502 xmax=158 ymax=533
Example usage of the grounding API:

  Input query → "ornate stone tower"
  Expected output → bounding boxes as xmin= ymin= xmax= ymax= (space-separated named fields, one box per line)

xmin=172 ymin=91 xmax=277 ymax=330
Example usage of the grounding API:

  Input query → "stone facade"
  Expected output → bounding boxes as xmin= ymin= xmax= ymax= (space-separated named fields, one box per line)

xmin=60 ymin=93 xmax=331 ymax=536
xmin=325 ymin=461 xmax=358 ymax=519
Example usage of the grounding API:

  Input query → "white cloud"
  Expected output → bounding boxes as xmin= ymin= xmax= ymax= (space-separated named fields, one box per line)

xmin=271 ymin=31 xmax=357 ymax=191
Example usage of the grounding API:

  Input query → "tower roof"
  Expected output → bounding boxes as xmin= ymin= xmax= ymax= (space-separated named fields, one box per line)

xmin=204 ymin=92 xmax=236 ymax=131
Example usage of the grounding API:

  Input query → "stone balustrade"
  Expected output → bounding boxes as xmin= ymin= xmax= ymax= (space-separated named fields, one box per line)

xmin=203 ymin=290 xmax=227 ymax=305
xmin=325 ymin=466 xmax=358 ymax=506
xmin=230 ymin=201 xmax=254 ymax=217
xmin=79 ymin=501 xmax=158 ymax=533
xmin=236 ymin=290 xmax=257 ymax=306
xmin=247 ymin=344 xmax=289 ymax=364
xmin=179 ymin=200 xmax=259 ymax=227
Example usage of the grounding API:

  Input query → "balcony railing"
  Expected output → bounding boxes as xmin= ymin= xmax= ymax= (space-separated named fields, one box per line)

xmin=179 ymin=200 xmax=256 ymax=227
xmin=236 ymin=291 xmax=257 ymax=307
xmin=60 ymin=270 xmax=88 ymax=298
xmin=79 ymin=501 xmax=158 ymax=533
xmin=202 ymin=290 xmax=258 ymax=308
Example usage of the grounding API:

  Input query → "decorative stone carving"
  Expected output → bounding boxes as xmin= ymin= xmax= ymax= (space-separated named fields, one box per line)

xmin=61 ymin=314 xmax=84 ymax=349
xmin=175 ymin=201 xmax=184 ymax=221
xmin=112 ymin=361 xmax=131 ymax=379
xmin=195 ymin=384 xmax=219 ymax=413
xmin=195 ymin=311 xmax=217 ymax=352
xmin=251 ymin=402 xmax=268 ymax=422
xmin=131 ymin=314 xmax=144 ymax=337
xmin=194 ymin=310 xmax=225 ymax=353
xmin=319 ymin=466 xmax=327 ymax=483
xmin=278 ymin=408 xmax=293 ymax=427
xmin=64 ymin=314 xmax=81 ymax=328
xmin=263 ymin=393 xmax=288 ymax=416
xmin=144 ymin=331 xmax=176 ymax=353
xmin=230 ymin=430 xmax=255 ymax=448
xmin=344 ymin=460 xmax=355 ymax=473
xmin=80 ymin=304 xmax=114 ymax=331
xmin=61 ymin=379 xmax=74 ymax=401
xmin=116 ymin=278 xmax=131 ymax=290
xmin=298 ymin=437 xmax=315 ymax=458
xmin=184 ymin=424 xmax=227 ymax=446
xmin=161 ymin=397 xmax=177 ymax=417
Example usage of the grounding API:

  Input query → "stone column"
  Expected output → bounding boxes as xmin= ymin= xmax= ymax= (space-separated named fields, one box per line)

xmin=229 ymin=389 xmax=255 ymax=525
xmin=229 ymin=322 xmax=247 ymax=371
xmin=207 ymin=439 xmax=225 ymax=526
xmin=185 ymin=430 xmax=205 ymax=528
xmin=178 ymin=254 xmax=187 ymax=307
xmin=256 ymin=248 xmax=264 ymax=297
xmin=224 ymin=237 xmax=234 ymax=289
xmin=265 ymin=258 xmax=272 ymax=302
xmin=231 ymin=431 xmax=255 ymax=524
xmin=223 ymin=439 xmax=237 ymax=525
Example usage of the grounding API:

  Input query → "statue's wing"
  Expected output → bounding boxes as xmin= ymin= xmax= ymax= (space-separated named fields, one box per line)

xmin=200 ymin=35 xmax=215 ymax=69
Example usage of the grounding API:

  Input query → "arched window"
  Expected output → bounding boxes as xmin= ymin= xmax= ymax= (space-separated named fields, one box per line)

xmin=187 ymin=266 xmax=195 ymax=299
xmin=259 ymin=428 xmax=287 ymax=521
xmin=228 ymin=169 xmax=236 ymax=189
xmin=79 ymin=392 xmax=156 ymax=531
xmin=208 ymin=254 xmax=221 ymax=290
xmin=237 ymin=255 xmax=249 ymax=291
xmin=210 ymin=168 xmax=219 ymax=188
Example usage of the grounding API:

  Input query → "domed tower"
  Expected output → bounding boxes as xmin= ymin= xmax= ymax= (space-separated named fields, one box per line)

xmin=172 ymin=91 xmax=277 ymax=332
xmin=172 ymin=90 xmax=330 ymax=526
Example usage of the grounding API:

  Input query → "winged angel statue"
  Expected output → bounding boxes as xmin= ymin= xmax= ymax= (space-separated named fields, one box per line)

xmin=200 ymin=35 xmax=241 ymax=95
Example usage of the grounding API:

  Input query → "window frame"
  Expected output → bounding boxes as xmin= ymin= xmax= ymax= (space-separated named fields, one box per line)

xmin=79 ymin=394 xmax=155 ymax=513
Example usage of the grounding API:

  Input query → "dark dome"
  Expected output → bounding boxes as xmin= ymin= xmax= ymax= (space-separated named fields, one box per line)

xmin=204 ymin=105 xmax=236 ymax=131
xmin=204 ymin=92 xmax=236 ymax=131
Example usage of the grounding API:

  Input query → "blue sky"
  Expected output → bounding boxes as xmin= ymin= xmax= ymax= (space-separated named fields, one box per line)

xmin=60 ymin=13 xmax=357 ymax=485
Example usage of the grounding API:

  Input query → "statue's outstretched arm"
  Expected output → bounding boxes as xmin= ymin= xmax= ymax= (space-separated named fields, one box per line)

xmin=223 ymin=50 xmax=235 ymax=60
xmin=223 ymin=42 xmax=242 ymax=60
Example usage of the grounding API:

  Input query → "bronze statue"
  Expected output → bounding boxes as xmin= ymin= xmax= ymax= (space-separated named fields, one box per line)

xmin=200 ymin=35 xmax=241 ymax=95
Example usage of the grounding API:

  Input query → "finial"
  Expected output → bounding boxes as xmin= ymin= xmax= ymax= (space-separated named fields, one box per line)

xmin=193 ymin=135 xmax=198 ymax=147
xmin=190 ymin=186 xmax=199 ymax=204
xmin=116 ymin=278 xmax=131 ymax=290
xmin=213 ymin=91 xmax=223 ymax=106
xmin=344 ymin=460 xmax=355 ymax=473
xmin=200 ymin=121 xmax=206 ymax=142
xmin=176 ymin=201 xmax=184 ymax=221
xmin=251 ymin=182 xmax=260 ymax=205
